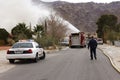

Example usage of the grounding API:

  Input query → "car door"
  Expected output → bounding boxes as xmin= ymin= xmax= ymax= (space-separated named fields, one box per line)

xmin=35 ymin=42 xmax=43 ymax=55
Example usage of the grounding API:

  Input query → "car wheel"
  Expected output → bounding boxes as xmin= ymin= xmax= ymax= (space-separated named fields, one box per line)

xmin=9 ymin=59 xmax=15 ymax=63
xmin=33 ymin=53 xmax=39 ymax=62
xmin=40 ymin=51 xmax=46 ymax=60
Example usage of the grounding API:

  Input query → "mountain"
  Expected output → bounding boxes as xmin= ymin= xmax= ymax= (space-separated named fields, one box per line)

xmin=33 ymin=0 xmax=120 ymax=32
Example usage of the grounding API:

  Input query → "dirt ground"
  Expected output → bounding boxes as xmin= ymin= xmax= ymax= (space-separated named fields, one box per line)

xmin=0 ymin=46 xmax=11 ymax=50
xmin=0 ymin=47 xmax=15 ymax=73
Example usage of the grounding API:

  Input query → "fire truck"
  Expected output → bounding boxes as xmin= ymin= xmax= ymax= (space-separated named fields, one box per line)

xmin=69 ymin=32 xmax=86 ymax=48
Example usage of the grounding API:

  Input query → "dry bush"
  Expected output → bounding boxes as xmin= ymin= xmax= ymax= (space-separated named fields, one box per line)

xmin=7 ymin=38 xmax=15 ymax=46
xmin=46 ymin=13 xmax=68 ymax=44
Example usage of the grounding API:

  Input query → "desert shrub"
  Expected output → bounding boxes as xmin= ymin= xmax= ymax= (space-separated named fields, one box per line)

xmin=35 ymin=36 xmax=55 ymax=48
xmin=0 ymin=40 xmax=5 ymax=46
xmin=7 ymin=38 xmax=15 ymax=46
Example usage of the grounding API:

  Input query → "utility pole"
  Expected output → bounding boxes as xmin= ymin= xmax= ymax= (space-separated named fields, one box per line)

xmin=44 ymin=20 xmax=47 ymax=35
xmin=29 ymin=22 xmax=32 ymax=31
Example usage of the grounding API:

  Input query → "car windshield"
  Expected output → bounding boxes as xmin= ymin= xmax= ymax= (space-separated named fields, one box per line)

xmin=12 ymin=43 xmax=33 ymax=48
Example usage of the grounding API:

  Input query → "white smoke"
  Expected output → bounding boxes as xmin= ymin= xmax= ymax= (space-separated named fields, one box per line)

xmin=0 ymin=0 xmax=79 ymax=34
xmin=0 ymin=0 xmax=50 ymax=32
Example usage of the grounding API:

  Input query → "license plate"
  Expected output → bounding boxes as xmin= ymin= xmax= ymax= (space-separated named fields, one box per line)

xmin=15 ymin=51 xmax=23 ymax=54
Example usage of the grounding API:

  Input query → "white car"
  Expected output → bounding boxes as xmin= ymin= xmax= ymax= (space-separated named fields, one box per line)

xmin=6 ymin=40 xmax=46 ymax=63
xmin=97 ymin=38 xmax=103 ymax=45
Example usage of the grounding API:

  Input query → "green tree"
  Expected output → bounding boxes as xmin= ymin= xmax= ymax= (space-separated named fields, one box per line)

xmin=11 ymin=23 xmax=33 ymax=41
xmin=33 ymin=24 xmax=44 ymax=38
xmin=115 ymin=23 xmax=120 ymax=32
xmin=102 ymin=25 xmax=110 ymax=42
xmin=96 ymin=14 xmax=118 ymax=42
xmin=0 ymin=28 xmax=9 ymax=44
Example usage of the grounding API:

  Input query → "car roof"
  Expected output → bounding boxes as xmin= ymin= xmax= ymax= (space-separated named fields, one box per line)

xmin=13 ymin=41 xmax=38 ymax=45
xmin=17 ymin=39 xmax=36 ymax=43
xmin=12 ymin=41 xmax=36 ymax=48
xmin=14 ymin=41 xmax=34 ymax=44
xmin=17 ymin=41 xmax=33 ymax=43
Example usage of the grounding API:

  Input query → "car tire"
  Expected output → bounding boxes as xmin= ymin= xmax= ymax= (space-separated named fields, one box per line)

xmin=33 ymin=53 xmax=39 ymax=63
xmin=9 ymin=59 xmax=15 ymax=63
xmin=40 ymin=51 xmax=46 ymax=60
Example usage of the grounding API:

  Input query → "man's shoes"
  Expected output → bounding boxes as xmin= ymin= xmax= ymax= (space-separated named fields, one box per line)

xmin=95 ymin=57 xmax=97 ymax=60
xmin=90 ymin=58 xmax=93 ymax=60
xmin=90 ymin=58 xmax=97 ymax=60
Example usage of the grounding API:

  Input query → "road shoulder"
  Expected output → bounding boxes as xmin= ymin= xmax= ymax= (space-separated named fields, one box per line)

xmin=98 ymin=44 xmax=120 ymax=73
xmin=0 ymin=50 xmax=15 ymax=73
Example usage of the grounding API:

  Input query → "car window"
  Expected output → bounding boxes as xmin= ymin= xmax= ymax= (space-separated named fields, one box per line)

xmin=12 ymin=43 xmax=33 ymax=48
xmin=36 ymin=45 xmax=42 ymax=48
xmin=39 ymin=45 xmax=42 ymax=48
xmin=34 ymin=42 xmax=41 ymax=48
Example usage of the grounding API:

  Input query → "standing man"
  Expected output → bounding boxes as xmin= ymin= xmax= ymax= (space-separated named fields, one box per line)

xmin=88 ymin=36 xmax=97 ymax=60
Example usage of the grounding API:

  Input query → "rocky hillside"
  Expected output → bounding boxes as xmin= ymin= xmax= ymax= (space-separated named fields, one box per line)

xmin=33 ymin=0 xmax=120 ymax=32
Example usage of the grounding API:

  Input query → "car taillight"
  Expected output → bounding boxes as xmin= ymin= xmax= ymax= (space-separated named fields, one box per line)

xmin=7 ymin=50 xmax=10 ymax=54
xmin=23 ymin=49 xmax=33 ymax=53
xmin=27 ymin=49 xmax=32 ymax=53
xmin=7 ymin=50 xmax=14 ymax=54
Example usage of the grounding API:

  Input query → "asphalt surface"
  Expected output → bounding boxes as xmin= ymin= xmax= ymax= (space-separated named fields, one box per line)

xmin=0 ymin=48 xmax=120 ymax=80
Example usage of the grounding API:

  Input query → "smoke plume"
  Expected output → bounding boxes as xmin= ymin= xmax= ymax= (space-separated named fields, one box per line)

xmin=0 ymin=0 xmax=50 ymax=32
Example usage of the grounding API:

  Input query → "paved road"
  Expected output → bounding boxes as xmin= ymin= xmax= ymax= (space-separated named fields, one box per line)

xmin=0 ymin=48 xmax=120 ymax=80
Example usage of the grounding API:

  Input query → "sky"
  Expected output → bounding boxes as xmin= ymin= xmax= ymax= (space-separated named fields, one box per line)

xmin=41 ymin=0 xmax=119 ymax=3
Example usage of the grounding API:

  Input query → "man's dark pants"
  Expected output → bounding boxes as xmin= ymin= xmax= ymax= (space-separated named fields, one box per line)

xmin=90 ymin=48 xmax=96 ymax=60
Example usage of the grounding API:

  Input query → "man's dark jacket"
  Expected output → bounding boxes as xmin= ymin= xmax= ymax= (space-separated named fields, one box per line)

xmin=88 ymin=39 xmax=97 ymax=49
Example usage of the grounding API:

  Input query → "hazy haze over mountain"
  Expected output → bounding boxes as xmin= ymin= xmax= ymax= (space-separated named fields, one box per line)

xmin=36 ymin=0 xmax=120 ymax=32
xmin=1 ymin=0 xmax=120 ymax=33
xmin=41 ymin=0 xmax=119 ymax=3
